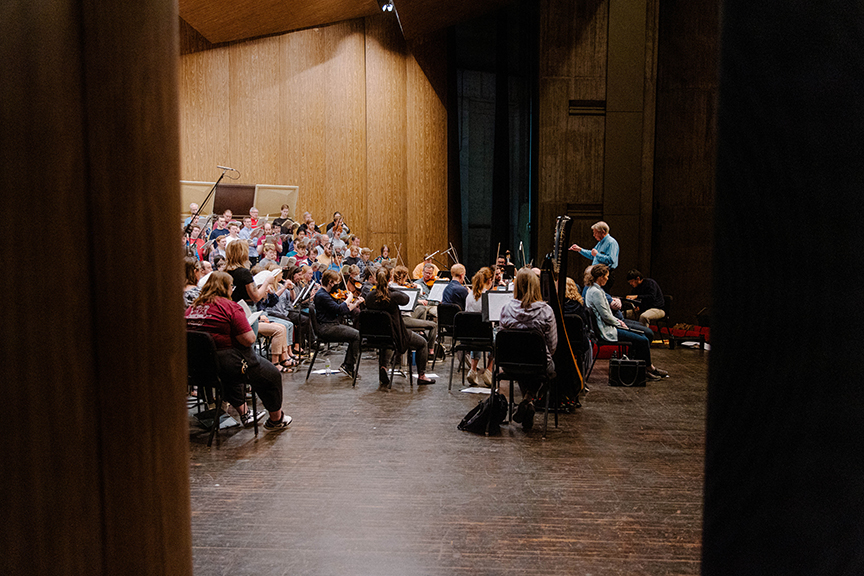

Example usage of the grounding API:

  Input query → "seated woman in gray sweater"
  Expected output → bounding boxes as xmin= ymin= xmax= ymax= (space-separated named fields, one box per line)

xmin=499 ymin=267 xmax=558 ymax=431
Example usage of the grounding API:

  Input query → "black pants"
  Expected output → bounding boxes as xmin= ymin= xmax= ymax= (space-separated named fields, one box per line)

xmin=316 ymin=322 xmax=360 ymax=369
xmin=216 ymin=347 xmax=283 ymax=413
xmin=380 ymin=330 xmax=428 ymax=374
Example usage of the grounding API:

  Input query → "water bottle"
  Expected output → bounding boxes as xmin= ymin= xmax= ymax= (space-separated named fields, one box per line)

xmin=325 ymin=356 xmax=331 ymax=373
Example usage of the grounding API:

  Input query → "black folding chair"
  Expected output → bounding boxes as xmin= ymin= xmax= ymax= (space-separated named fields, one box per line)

xmin=305 ymin=304 xmax=353 ymax=381
xmin=355 ymin=310 xmax=411 ymax=388
xmin=448 ymin=312 xmax=494 ymax=391
xmin=493 ymin=329 xmax=557 ymax=438
xmin=186 ymin=331 xmax=258 ymax=447
xmin=437 ymin=303 xmax=461 ymax=356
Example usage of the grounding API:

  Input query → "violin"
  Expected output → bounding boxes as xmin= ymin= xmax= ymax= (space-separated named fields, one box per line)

xmin=331 ymin=288 xmax=349 ymax=301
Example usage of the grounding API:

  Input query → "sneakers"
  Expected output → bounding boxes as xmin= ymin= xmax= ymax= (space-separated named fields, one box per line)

xmin=649 ymin=367 xmax=669 ymax=378
xmin=264 ymin=413 xmax=292 ymax=431
xmin=339 ymin=364 xmax=355 ymax=379
xmin=237 ymin=406 xmax=256 ymax=428
xmin=482 ymin=370 xmax=493 ymax=387
xmin=467 ymin=370 xmax=478 ymax=385
xmin=379 ymin=366 xmax=390 ymax=387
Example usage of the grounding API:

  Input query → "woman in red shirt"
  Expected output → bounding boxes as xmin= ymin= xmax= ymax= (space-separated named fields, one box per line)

xmin=185 ymin=272 xmax=292 ymax=431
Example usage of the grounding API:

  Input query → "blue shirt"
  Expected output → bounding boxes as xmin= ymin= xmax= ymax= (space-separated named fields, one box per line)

xmin=579 ymin=234 xmax=619 ymax=269
xmin=441 ymin=280 xmax=468 ymax=310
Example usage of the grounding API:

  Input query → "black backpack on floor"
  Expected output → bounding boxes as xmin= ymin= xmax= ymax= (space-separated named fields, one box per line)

xmin=458 ymin=392 xmax=508 ymax=435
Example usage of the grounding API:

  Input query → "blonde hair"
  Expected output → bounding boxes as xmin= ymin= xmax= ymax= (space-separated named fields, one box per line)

xmin=565 ymin=277 xmax=584 ymax=304
xmin=224 ymin=240 xmax=250 ymax=270
xmin=471 ymin=267 xmax=493 ymax=300
xmin=451 ymin=263 xmax=466 ymax=278
xmin=192 ymin=272 xmax=233 ymax=306
xmin=512 ymin=267 xmax=543 ymax=309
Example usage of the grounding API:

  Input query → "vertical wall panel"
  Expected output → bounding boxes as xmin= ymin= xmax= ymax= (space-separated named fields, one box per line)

xmin=229 ymin=36 xmax=282 ymax=187
xmin=538 ymin=0 xmax=608 ymax=265
xmin=407 ymin=47 xmax=448 ymax=268
xmin=280 ymin=27 xmax=329 ymax=223
xmin=179 ymin=47 xmax=230 ymax=181
xmin=323 ymin=22 xmax=367 ymax=241
xmin=365 ymin=14 xmax=408 ymax=252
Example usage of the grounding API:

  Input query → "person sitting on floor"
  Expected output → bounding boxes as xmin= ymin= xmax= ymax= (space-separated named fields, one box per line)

xmin=185 ymin=272 xmax=292 ymax=431
xmin=365 ymin=268 xmax=437 ymax=387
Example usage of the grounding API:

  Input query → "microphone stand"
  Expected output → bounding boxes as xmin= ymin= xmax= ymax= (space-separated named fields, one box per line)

xmin=183 ymin=167 xmax=231 ymax=239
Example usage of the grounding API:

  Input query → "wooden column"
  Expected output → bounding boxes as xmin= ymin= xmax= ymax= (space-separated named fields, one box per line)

xmin=1 ymin=0 xmax=191 ymax=574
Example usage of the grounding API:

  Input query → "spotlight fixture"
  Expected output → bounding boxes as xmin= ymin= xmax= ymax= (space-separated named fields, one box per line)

xmin=382 ymin=2 xmax=394 ymax=11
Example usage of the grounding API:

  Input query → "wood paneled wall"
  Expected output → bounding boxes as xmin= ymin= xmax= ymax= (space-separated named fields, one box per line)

xmin=3 ymin=0 xmax=190 ymax=575
xmin=179 ymin=15 xmax=448 ymax=268
xmin=652 ymin=0 xmax=718 ymax=321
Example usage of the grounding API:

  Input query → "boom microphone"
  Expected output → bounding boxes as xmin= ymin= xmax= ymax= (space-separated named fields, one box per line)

xmin=216 ymin=165 xmax=238 ymax=172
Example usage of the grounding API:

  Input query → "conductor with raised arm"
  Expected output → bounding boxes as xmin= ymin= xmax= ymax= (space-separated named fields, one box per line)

xmin=569 ymin=221 xmax=619 ymax=287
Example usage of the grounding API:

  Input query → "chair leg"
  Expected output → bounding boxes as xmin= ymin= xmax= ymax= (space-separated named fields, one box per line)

xmin=250 ymin=385 xmax=259 ymax=436
xmin=389 ymin=348 xmax=398 ymax=389
xmin=542 ymin=381 xmax=550 ymax=439
xmin=207 ymin=386 xmax=222 ymax=448
xmin=448 ymin=349 xmax=455 ymax=391
xmin=305 ymin=346 xmax=319 ymax=381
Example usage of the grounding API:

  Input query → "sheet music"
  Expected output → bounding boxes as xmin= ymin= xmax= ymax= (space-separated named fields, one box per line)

xmin=393 ymin=287 xmax=420 ymax=312
xmin=481 ymin=290 xmax=513 ymax=323
xmin=427 ymin=281 xmax=449 ymax=303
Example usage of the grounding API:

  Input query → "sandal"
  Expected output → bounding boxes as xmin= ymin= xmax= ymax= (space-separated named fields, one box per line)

xmin=279 ymin=360 xmax=296 ymax=373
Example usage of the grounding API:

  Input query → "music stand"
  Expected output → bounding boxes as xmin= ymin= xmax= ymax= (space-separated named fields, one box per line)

xmin=394 ymin=287 xmax=420 ymax=313
xmin=427 ymin=281 xmax=450 ymax=303
xmin=481 ymin=291 xmax=513 ymax=323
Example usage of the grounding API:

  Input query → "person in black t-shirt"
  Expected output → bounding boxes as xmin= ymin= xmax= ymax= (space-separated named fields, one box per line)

xmin=625 ymin=269 xmax=666 ymax=328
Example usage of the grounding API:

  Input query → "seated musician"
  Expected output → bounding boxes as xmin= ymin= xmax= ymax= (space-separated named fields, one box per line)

xmin=411 ymin=263 xmax=439 ymax=321
xmin=366 ymin=268 xmax=437 ymax=387
xmin=582 ymin=265 xmax=655 ymax=340
xmin=625 ymin=269 xmax=666 ymax=327
xmin=391 ymin=265 xmax=438 ymax=359
xmin=465 ymin=267 xmax=495 ymax=387
xmin=313 ymin=269 xmax=364 ymax=378
xmin=185 ymin=272 xmax=292 ymax=431
xmin=358 ymin=247 xmax=372 ymax=277
xmin=441 ymin=263 xmax=468 ymax=310
xmin=374 ymin=244 xmax=391 ymax=264
xmin=499 ymin=267 xmax=558 ymax=432
xmin=344 ymin=244 xmax=361 ymax=267
xmin=412 ymin=256 xmax=439 ymax=280
xmin=585 ymin=264 xmax=668 ymax=380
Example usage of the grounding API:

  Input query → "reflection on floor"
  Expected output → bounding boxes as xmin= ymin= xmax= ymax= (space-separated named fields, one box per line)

xmin=190 ymin=345 xmax=707 ymax=576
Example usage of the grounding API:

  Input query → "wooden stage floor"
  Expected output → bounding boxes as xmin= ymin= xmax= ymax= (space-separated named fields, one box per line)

xmin=189 ymin=345 xmax=708 ymax=576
